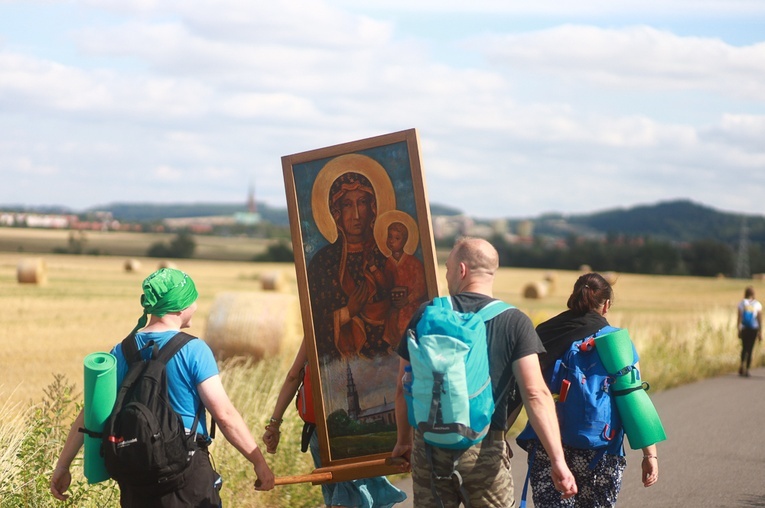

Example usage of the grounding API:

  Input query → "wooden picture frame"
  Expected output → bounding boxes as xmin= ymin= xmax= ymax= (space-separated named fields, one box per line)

xmin=282 ymin=128 xmax=439 ymax=478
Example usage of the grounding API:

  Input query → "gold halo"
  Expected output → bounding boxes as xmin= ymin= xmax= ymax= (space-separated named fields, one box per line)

xmin=311 ymin=154 xmax=396 ymax=243
xmin=374 ymin=210 xmax=420 ymax=257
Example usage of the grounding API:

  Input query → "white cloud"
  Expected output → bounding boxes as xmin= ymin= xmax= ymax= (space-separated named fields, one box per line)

xmin=328 ymin=0 xmax=765 ymax=16
xmin=475 ymin=25 xmax=765 ymax=100
xmin=0 ymin=1 xmax=763 ymax=218
xmin=153 ymin=165 xmax=183 ymax=181
xmin=5 ymin=156 xmax=58 ymax=176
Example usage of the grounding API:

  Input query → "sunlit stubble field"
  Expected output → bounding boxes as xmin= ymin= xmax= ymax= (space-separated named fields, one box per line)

xmin=1 ymin=251 xmax=763 ymax=506
xmin=0 ymin=253 xmax=303 ymax=407
xmin=2 ymin=251 xmax=760 ymax=408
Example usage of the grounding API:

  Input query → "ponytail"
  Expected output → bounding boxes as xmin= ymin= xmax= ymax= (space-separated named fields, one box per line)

xmin=567 ymin=273 xmax=613 ymax=314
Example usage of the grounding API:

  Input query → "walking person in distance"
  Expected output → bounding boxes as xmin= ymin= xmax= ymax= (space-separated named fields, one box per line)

xmin=737 ymin=286 xmax=762 ymax=377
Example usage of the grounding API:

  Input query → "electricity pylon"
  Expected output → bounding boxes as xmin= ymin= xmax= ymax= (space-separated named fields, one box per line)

xmin=735 ymin=216 xmax=751 ymax=279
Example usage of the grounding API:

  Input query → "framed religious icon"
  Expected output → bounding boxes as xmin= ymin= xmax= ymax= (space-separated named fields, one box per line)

xmin=282 ymin=128 xmax=439 ymax=478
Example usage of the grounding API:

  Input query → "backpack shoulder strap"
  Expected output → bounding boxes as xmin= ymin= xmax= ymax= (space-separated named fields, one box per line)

xmin=477 ymin=299 xmax=515 ymax=322
xmin=154 ymin=332 xmax=203 ymax=436
xmin=121 ymin=334 xmax=140 ymax=364
xmin=155 ymin=332 xmax=197 ymax=365
xmin=433 ymin=296 xmax=452 ymax=310
xmin=595 ymin=325 xmax=620 ymax=337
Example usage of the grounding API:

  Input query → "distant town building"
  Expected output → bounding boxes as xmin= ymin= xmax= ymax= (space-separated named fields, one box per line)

xmin=517 ymin=220 xmax=534 ymax=238
xmin=163 ymin=183 xmax=261 ymax=230
xmin=163 ymin=215 xmax=237 ymax=230
xmin=492 ymin=218 xmax=509 ymax=236
xmin=432 ymin=214 xmax=511 ymax=241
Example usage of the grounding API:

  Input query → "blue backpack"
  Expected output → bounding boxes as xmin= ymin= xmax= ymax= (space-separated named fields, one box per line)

xmin=406 ymin=296 xmax=514 ymax=449
xmin=517 ymin=325 xmax=635 ymax=450
xmin=742 ymin=301 xmax=758 ymax=329
xmin=549 ymin=325 xmax=631 ymax=449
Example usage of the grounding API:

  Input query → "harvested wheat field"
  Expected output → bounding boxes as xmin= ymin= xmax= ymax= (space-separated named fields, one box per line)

xmin=1 ymin=251 xmax=761 ymax=409
xmin=2 ymin=251 xmax=764 ymax=507
xmin=0 ymin=253 xmax=302 ymax=407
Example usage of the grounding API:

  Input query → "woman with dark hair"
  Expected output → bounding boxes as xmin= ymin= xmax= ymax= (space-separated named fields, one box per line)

xmin=516 ymin=273 xmax=658 ymax=507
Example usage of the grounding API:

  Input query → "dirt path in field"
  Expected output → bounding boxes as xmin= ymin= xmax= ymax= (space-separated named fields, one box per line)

xmin=393 ymin=367 xmax=765 ymax=507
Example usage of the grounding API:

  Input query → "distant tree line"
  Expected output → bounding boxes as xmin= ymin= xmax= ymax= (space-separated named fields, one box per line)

xmin=491 ymin=234 xmax=765 ymax=277
xmin=144 ymin=233 xmax=296 ymax=262
xmin=147 ymin=233 xmax=196 ymax=259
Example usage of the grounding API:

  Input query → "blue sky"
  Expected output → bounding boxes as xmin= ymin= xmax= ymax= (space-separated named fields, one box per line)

xmin=1 ymin=1 xmax=764 ymax=219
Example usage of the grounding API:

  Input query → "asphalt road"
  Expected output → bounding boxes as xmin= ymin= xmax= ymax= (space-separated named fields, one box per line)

xmin=393 ymin=368 xmax=765 ymax=507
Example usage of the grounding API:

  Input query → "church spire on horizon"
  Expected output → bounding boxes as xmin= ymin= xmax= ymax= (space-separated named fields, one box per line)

xmin=247 ymin=180 xmax=257 ymax=214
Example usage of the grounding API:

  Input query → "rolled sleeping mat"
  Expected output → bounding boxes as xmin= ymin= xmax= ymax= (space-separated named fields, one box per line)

xmin=612 ymin=369 xmax=667 ymax=450
xmin=595 ymin=328 xmax=667 ymax=449
xmin=594 ymin=328 xmax=635 ymax=375
xmin=83 ymin=352 xmax=118 ymax=484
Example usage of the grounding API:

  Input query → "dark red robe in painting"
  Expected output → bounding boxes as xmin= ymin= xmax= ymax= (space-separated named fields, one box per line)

xmin=307 ymin=235 xmax=391 ymax=361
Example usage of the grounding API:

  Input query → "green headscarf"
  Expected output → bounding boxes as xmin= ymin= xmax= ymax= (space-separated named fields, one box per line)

xmin=131 ymin=268 xmax=199 ymax=334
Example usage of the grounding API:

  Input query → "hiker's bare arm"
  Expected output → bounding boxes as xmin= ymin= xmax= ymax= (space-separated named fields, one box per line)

xmin=641 ymin=444 xmax=659 ymax=487
xmin=391 ymin=358 xmax=413 ymax=471
xmin=263 ymin=340 xmax=307 ymax=453
xmin=50 ymin=409 xmax=85 ymax=501
xmin=198 ymin=375 xmax=274 ymax=490
xmin=513 ymin=355 xmax=558 ymax=449
xmin=513 ymin=354 xmax=577 ymax=498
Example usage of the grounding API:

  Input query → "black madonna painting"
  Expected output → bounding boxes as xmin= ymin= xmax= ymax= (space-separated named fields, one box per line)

xmin=282 ymin=129 xmax=438 ymax=467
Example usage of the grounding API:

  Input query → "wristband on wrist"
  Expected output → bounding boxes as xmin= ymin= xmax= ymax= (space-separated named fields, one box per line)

xmin=268 ymin=417 xmax=283 ymax=427
xmin=643 ymin=454 xmax=658 ymax=460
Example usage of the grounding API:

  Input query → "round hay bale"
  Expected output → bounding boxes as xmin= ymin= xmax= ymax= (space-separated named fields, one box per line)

xmin=601 ymin=271 xmax=619 ymax=286
xmin=579 ymin=264 xmax=592 ymax=273
xmin=157 ymin=260 xmax=178 ymax=270
xmin=17 ymin=258 xmax=47 ymax=285
xmin=522 ymin=281 xmax=549 ymax=299
xmin=260 ymin=270 xmax=284 ymax=291
xmin=204 ymin=292 xmax=300 ymax=361
xmin=124 ymin=259 xmax=142 ymax=272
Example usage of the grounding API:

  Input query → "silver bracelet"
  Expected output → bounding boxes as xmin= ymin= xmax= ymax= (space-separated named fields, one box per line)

xmin=643 ymin=454 xmax=658 ymax=460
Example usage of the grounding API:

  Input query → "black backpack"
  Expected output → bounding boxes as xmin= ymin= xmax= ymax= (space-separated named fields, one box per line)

xmin=102 ymin=332 xmax=202 ymax=495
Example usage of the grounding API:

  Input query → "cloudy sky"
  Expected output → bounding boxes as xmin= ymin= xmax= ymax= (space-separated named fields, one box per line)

xmin=2 ymin=1 xmax=764 ymax=219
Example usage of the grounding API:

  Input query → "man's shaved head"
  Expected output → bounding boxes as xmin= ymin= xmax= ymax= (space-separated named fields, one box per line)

xmin=451 ymin=237 xmax=499 ymax=275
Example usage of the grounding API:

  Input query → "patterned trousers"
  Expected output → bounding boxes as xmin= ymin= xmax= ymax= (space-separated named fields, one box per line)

xmin=526 ymin=442 xmax=626 ymax=508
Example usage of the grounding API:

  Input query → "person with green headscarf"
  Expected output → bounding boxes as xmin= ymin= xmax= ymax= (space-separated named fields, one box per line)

xmin=51 ymin=268 xmax=275 ymax=506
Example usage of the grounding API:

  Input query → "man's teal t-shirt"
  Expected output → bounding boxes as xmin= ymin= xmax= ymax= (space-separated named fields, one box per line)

xmin=111 ymin=330 xmax=219 ymax=437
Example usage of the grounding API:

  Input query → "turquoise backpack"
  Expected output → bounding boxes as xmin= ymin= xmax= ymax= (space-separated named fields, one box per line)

xmin=406 ymin=296 xmax=514 ymax=449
